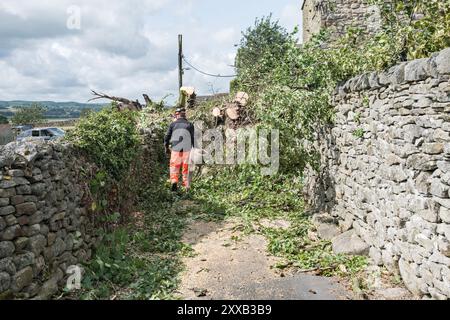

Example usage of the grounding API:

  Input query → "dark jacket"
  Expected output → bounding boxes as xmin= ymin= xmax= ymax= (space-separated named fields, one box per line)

xmin=164 ymin=118 xmax=195 ymax=152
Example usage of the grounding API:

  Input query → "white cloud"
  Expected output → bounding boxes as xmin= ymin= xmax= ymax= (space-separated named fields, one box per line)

xmin=0 ymin=0 xmax=179 ymax=102
xmin=0 ymin=0 xmax=301 ymax=104
xmin=281 ymin=3 xmax=300 ymax=27
xmin=213 ymin=27 xmax=238 ymax=44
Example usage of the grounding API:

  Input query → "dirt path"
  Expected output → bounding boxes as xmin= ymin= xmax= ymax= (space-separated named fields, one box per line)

xmin=176 ymin=218 xmax=352 ymax=300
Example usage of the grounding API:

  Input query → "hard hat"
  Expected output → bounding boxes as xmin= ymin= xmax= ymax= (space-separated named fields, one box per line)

xmin=175 ymin=107 xmax=186 ymax=114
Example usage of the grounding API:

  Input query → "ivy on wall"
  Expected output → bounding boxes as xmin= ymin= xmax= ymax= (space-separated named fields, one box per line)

xmin=233 ymin=1 xmax=449 ymax=174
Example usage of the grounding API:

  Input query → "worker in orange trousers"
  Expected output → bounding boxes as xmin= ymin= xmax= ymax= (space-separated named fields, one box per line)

xmin=164 ymin=108 xmax=195 ymax=192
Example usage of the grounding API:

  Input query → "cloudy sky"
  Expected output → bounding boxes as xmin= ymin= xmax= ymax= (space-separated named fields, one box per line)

xmin=0 ymin=0 xmax=302 ymax=104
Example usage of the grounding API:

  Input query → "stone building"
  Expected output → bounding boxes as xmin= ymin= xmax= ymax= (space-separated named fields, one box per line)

xmin=302 ymin=0 xmax=382 ymax=43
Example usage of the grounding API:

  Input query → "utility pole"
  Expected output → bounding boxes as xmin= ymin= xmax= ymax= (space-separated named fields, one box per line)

xmin=178 ymin=34 xmax=183 ymax=90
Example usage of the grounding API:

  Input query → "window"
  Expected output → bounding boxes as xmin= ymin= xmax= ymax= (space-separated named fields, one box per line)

xmin=41 ymin=130 xmax=53 ymax=137
xmin=32 ymin=130 xmax=40 ymax=137
xmin=49 ymin=128 xmax=65 ymax=136
xmin=18 ymin=130 xmax=31 ymax=138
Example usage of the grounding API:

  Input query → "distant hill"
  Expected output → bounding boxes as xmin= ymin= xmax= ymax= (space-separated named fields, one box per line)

xmin=0 ymin=100 xmax=105 ymax=109
xmin=0 ymin=100 xmax=107 ymax=119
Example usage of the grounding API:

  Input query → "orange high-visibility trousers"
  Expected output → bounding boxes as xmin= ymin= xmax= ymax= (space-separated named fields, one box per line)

xmin=170 ymin=151 xmax=191 ymax=188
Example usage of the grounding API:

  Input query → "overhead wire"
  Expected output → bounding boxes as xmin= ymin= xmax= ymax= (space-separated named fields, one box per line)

xmin=182 ymin=55 xmax=237 ymax=78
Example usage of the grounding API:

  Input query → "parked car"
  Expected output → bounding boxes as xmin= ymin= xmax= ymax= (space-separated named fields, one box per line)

xmin=12 ymin=125 xmax=33 ymax=134
xmin=16 ymin=127 xmax=66 ymax=142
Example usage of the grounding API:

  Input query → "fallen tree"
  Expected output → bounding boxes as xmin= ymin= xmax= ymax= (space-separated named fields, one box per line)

xmin=89 ymin=90 xmax=145 ymax=112
xmin=211 ymin=91 xmax=249 ymax=123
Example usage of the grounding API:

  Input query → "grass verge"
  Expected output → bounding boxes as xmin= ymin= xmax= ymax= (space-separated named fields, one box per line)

xmin=66 ymin=162 xmax=223 ymax=300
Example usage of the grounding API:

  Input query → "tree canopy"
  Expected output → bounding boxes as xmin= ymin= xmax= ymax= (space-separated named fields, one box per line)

xmin=0 ymin=114 xmax=8 ymax=124
xmin=234 ymin=15 xmax=296 ymax=92
xmin=11 ymin=103 xmax=46 ymax=126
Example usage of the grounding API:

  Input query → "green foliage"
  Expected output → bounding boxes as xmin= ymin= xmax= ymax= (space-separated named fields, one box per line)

xmin=232 ymin=5 xmax=449 ymax=174
xmin=336 ymin=0 xmax=450 ymax=72
xmin=145 ymin=94 xmax=171 ymax=112
xmin=353 ymin=128 xmax=365 ymax=139
xmin=0 ymin=115 xmax=8 ymax=124
xmin=235 ymin=15 xmax=297 ymax=93
xmin=11 ymin=103 xmax=46 ymax=125
xmin=236 ymin=30 xmax=337 ymax=174
xmin=138 ymin=105 xmax=172 ymax=135
xmin=189 ymin=98 xmax=226 ymax=126
xmin=370 ymin=0 xmax=450 ymax=61
xmin=79 ymin=108 xmax=93 ymax=118
xmin=78 ymin=222 xmax=183 ymax=300
xmin=266 ymin=225 xmax=368 ymax=277
xmin=75 ymin=160 xmax=220 ymax=300
xmin=230 ymin=78 xmax=239 ymax=93
xmin=68 ymin=106 xmax=140 ymax=180
xmin=192 ymin=164 xmax=367 ymax=277
xmin=193 ymin=165 xmax=297 ymax=226
xmin=362 ymin=95 xmax=370 ymax=108
xmin=88 ymin=170 xmax=111 ymax=215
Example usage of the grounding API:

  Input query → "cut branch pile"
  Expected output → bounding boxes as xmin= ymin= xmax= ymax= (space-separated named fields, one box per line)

xmin=212 ymin=91 xmax=249 ymax=123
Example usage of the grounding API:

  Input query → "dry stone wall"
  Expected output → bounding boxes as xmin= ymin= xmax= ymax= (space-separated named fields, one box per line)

xmin=0 ymin=141 xmax=100 ymax=299
xmin=304 ymin=48 xmax=450 ymax=299
xmin=0 ymin=127 xmax=160 ymax=300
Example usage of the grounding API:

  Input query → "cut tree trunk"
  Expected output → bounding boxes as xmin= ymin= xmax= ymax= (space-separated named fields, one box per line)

xmin=179 ymin=87 xmax=196 ymax=109
xmin=234 ymin=92 xmax=249 ymax=107
xmin=226 ymin=104 xmax=240 ymax=120
xmin=212 ymin=107 xmax=223 ymax=118
xmin=210 ymin=92 xmax=250 ymax=123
